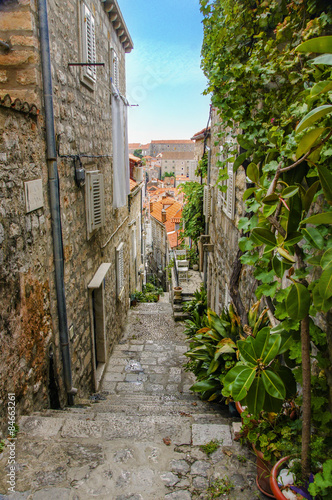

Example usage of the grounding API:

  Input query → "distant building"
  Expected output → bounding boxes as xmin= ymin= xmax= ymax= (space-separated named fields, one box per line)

xmin=160 ymin=151 xmax=195 ymax=178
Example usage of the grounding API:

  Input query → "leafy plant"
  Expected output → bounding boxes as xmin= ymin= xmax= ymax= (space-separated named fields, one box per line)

xmin=200 ymin=2 xmax=332 ymax=482
xmin=222 ymin=326 xmax=296 ymax=414
xmin=200 ymin=439 xmax=221 ymax=456
xmin=207 ymin=476 xmax=234 ymax=497
xmin=183 ymin=283 xmax=207 ymax=319
xmin=180 ymin=182 xmax=205 ymax=243
xmin=185 ymin=308 xmax=238 ymax=401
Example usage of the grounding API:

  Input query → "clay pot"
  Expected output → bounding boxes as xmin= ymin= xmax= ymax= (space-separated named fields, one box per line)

xmin=252 ymin=444 xmax=275 ymax=498
xmin=173 ymin=286 xmax=182 ymax=299
xmin=270 ymin=456 xmax=291 ymax=500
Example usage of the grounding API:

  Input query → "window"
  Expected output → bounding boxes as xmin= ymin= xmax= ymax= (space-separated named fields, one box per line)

xmin=81 ymin=3 xmax=97 ymax=83
xmin=218 ymin=144 xmax=235 ymax=219
xmin=86 ymin=171 xmax=105 ymax=238
xmin=116 ymin=242 xmax=124 ymax=297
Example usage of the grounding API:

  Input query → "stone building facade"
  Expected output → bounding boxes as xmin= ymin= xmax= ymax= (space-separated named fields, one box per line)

xmin=160 ymin=151 xmax=195 ymax=178
xmin=0 ymin=0 xmax=140 ymax=421
xmin=204 ymin=109 xmax=255 ymax=316
xmin=149 ymin=139 xmax=194 ymax=157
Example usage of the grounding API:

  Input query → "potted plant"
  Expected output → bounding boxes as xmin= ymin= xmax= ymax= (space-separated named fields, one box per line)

xmin=173 ymin=286 xmax=182 ymax=299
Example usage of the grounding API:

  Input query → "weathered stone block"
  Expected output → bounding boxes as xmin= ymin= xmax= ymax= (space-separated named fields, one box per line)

xmin=192 ymin=424 xmax=232 ymax=446
xmin=0 ymin=70 xmax=8 ymax=83
xmin=0 ymin=11 xmax=33 ymax=30
xmin=16 ymin=68 xmax=37 ymax=86
xmin=10 ymin=35 xmax=38 ymax=47
xmin=0 ymin=49 xmax=36 ymax=66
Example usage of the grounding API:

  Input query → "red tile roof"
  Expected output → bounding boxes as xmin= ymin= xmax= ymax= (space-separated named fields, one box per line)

xmin=150 ymin=200 xmax=182 ymax=224
xmin=191 ymin=127 xmax=211 ymax=141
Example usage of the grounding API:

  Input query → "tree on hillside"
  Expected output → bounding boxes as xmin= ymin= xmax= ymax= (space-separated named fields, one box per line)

xmin=133 ymin=149 xmax=143 ymax=158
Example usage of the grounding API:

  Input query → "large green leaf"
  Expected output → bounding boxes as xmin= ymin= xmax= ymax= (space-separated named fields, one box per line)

xmin=310 ymin=80 xmax=332 ymax=97
xmin=263 ymin=393 xmax=284 ymax=413
xmin=317 ymin=165 xmax=332 ymax=206
xmin=207 ymin=358 xmax=220 ymax=375
xmin=303 ymin=180 xmax=320 ymax=212
xmin=272 ymin=255 xmax=291 ymax=279
xmin=295 ymin=36 xmax=332 ymax=54
xmin=281 ymin=186 xmax=299 ymax=199
xmin=231 ymin=367 xmax=256 ymax=401
xmin=247 ymin=162 xmax=259 ymax=183
xmin=296 ymin=105 xmax=332 ymax=134
xmin=276 ymin=365 xmax=297 ymax=399
xmin=321 ymin=248 xmax=332 ymax=270
xmin=302 ymin=227 xmax=325 ymax=250
xmin=252 ymin=228 xmax=277 ymax=247
xmin=190 ymin=379 xmax=220 ymax=393
xmin=278 ymin=331 xmax=295 ymax=355
xmin=319 ymin=262 xmax=332 ymax=300
xmin=284 ymin=232 xmax=303 ymax=247
xmin=310 ymin=54 xmax=332 ymax=66
xmin=245 ymin=376 xmax=265 ymax=416
xmin=301 ymin=212 xmax=332 ymax=225
xmin=286 ymin=283 xmax=311 ymax=320
xmin=277 ymin=247 xmax=296 ymax=263
xmin=295 ymin=128 xmax=326 ymax=159
xmin=262 ymin=194 xmax=279 ymax=205
xmin=261 ymin=370 xmax=286 ymax=400
xmin=254 ymin=327 xmax=273 ymax=360
xmin=312 ymin=283 xmax=332 ymax=313
xmin=238 ymin=337 xmax=257 ymax=365
xmin=233 ymin=151 xmax=250 ymax=172
xmin=222 ymin=364 xmax=246 ymax=392
xmin=262 ymin=334 xmax=282 ymax=365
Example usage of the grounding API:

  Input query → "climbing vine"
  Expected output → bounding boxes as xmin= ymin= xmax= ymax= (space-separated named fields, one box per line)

xmin=200 ymin=0 xmax=332 ymax=484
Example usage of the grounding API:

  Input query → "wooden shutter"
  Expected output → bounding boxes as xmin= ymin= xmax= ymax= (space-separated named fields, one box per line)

xmin=203 ymin=185 xmax=211 ymax=218
xmin=86 ymin=171 xmax=104 ymax=235
xmin=111 ymin=48 xmax=119 ymax=89
xmin=225 ymin=162 xmax=235 ymax=219
xmin=116 ymin=242 xmax=124 ymax=296
xmin=83 ymin=4 xmax=96 ymax=82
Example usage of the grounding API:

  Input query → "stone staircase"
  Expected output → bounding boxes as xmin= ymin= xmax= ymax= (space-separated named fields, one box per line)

xmin=0 ymin=299 xmax=263 ymax=500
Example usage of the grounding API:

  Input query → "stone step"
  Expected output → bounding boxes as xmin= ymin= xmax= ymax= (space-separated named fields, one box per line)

xmin=18 ymin=412 xmax=233 ymax=446
xmin=174 ymin=311 xmax=191 ymax=322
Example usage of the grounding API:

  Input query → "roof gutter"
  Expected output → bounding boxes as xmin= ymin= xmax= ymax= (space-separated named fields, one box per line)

xmin=37 ymin=0 xmax=77 ymax=404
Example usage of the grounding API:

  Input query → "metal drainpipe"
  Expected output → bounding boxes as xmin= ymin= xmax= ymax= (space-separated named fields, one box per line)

xmin=38 ymin=0 xmax=77 ymax=404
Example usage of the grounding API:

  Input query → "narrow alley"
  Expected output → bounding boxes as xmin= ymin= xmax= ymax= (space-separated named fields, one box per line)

xmin=0 ymin=296 xmax=265 ymax=500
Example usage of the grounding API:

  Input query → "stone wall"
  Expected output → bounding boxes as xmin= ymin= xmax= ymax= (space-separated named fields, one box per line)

xmin=0 ymin=0 xmax=135 ymax=423
xmin=0 ymin=105 xmax=55 ymax=419
xmin=206 ymin=109 xmax=256 ymax=316
xmin=128 ymin=185 xmax=144 ymax=294
xmin=150 ymin=141 xmax=194 ymax=157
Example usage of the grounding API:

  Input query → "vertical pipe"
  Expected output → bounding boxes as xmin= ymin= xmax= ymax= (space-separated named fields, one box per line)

xmin=37 ymin=0 xmax=77 ymax=403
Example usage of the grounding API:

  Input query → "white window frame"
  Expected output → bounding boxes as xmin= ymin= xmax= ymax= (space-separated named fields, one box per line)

xmin=218 ymin=144 xmax=235 ymax=219
xmin=116 ymin=242 xmax=125 ymax=297
xmin=81 ymin=3 xmax=97 ymax=84
xmin=86 ymin=171 xmax=105 ymax=238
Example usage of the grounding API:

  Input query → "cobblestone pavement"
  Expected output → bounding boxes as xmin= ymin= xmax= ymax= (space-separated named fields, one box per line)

xmin=0 ymin=297 xmax=267 ymax=500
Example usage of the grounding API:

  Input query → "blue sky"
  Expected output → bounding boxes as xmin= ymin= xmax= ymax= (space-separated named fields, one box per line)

xmin=119 ymin=0 xmax=211 ymax=144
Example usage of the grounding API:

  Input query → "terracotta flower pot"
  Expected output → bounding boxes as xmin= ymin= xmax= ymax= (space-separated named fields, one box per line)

xmin=235 ymin=401 xmax=246 ymax=416
xmin=270 ymin=456 xmax=291 ymax=500
xmin=173 ymin=286 xmax=182 ymax=299
xmin=252 ymin=444 xmax=275 ymax=498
